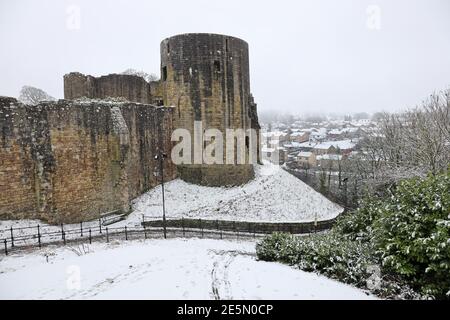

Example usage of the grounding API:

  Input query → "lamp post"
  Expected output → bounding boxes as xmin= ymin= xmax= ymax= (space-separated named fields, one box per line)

xmin=155 ymin=151 xmax=167 ymax=239
xmin=155 ymin=107 xmax=168 ymax=239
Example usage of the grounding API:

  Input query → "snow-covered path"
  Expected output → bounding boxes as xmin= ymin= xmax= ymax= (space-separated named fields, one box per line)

xmin=0 ymin=239 xmax=374 ymax=300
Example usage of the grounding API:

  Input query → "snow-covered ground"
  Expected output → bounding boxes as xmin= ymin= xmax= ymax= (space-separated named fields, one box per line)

xmin=127 ymin=162 xmax=343 ymax=224
xmin=0 ymin=162 xmax=342 ymax=238
xmin=0 ymin=218 xmax=103 ymax=241
xmin=0 ymin=238 xmax=374 ymax=300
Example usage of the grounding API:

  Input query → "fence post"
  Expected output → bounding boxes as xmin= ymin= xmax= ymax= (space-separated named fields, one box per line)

xmin=99 ymin=219 xmax=102 ymax=234
xmin=144 ymin=224 xmax=147 ymax=239
xmin=106 ymin=227 xmax=109 ymax=243
xmin=216 ymin=219 xmax=219 ymax=231
xmin=10 ymin=227 xmax=14 ymax=248
xmin=182 ymin=217 xmax=185 ymax=237
xmin=125 ymin=226 xmax=128 ymax=240
xmin=217 ymin=221 xmax=221 ymax=240
xmin=37 ymin=225 xmax=41 ymax=248
xmin=4 ymin=239 xmax=7 ymax=256
xmin=89 ymin=229 xmax=92 ymax=244
xmin=62 ymin=231 xmax=66 ymax=245
xmin=80 ymin=222 xmax=83 ymax=237
xmin=200 ymin=219 xmax=204 ymax=238
xmin=61 ymin=223 xmax=64 ymax=240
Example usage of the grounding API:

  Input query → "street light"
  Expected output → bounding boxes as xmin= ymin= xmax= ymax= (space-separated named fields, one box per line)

xmin=155 ymin=151 xmax=167 ymax=239
xmin=154 ymin=107 xmax=169 ymax=239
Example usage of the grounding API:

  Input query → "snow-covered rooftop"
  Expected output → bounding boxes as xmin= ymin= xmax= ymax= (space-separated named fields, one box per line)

xmin=296 ymin=141 xmax=318 ymax=148
xmin=317 ymin=154 xmax=343 ymax=161
xmin=314 ymin=140 xmax=356 ymax=150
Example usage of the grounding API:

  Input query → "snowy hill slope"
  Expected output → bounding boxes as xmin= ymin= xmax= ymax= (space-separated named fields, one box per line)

xmin=0 ymin=163 xmax=343 ymax=235
xmin=128 ymin=162 xmax=343 ymax=223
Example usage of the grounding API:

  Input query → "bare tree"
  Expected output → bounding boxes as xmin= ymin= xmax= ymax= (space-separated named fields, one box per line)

xmin=339 ymin=88 xmax=450 ymax=205
xmin=121 ymin=68 xmax=159 ymax=82
xmin=18 ymin=85 xmax=55 ymax=105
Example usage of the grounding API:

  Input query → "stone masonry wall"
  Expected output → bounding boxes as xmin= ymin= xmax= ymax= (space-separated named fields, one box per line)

xmin=64 ymin=72 xmax=163 ymax=105
xmin=160 ymin=33 xmax=261 ymax=185
xmin=0 ymin=97 xmax=175 ymax=224
xmin=177 ymin=164 xmax=254 ymax=187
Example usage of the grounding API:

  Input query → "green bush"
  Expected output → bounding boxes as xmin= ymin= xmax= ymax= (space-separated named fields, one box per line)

xmin=256 ymin=232 xmax=377 ymax=288
xmin=256 ymin=232 xmax=422 ymax=299
xmin=257 ymin=170 xmax=449 ymax=299
xmin=373 ymin=171 xmax=450 ymax=298
xmin=334 ymin=197 xmax=384 ymax=242
xmin=255 ymin=232 xmax=296 ymax=262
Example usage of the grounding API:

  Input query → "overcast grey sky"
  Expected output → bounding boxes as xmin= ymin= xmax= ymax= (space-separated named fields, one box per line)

xmin=0 ymin=0 xmax=449 ymax=114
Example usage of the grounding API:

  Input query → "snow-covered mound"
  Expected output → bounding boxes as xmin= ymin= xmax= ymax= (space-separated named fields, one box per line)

xmin=0 ymin=163 xmax=343 ymax=234
xmin=130 ymin=162 xmax=343 ymax=223
xmin=0 ymin=239 xmax=374 ymax=299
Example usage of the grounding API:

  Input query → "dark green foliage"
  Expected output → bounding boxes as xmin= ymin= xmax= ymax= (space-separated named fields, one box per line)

xmin=257 ymin=170 xmax=450 ymax=299
xmin=257 ymin=232 xmax=377 ymax=287
xmin=334 ymin=197 xmax=384 ymax=242
xmin=373 ymin=171 xmax=450 ymax=298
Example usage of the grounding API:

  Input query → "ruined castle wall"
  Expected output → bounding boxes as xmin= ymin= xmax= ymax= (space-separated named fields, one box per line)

xmin=120 ymin=105 xmax=176 ymax=199
xmin=177 ymin=164 xmax=254 ymax=187
xmin=64 ymin=73 xmax=153 ymax=104
xmin=0 ymin=97 xmax=37 ymax=218
xmin=0 ymin=97 xmax=175 ymax=224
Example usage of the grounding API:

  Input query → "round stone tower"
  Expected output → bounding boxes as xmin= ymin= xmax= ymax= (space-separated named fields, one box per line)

xmin=160 ymin=33 xmax=260 ymax=186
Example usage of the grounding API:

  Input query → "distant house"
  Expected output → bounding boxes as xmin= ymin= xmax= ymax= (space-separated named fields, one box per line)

xmin=309 ymin=128 xmax=327 ymax=142
xmin=328 ymin=127 xmax=364 ymax=140
xmin=316 ymin=154 xmax=343 ymax=170
xmin=297 ymin=151 xmax=316 ymax=168
xmin=261 ymin=145 xmax=286 ymax=165
xmin=262 ymin=131 xmax=289 ymax=145
xmin=296 ymin=141 xmax=318 ymax=152
xmin=313 ymin=139 xmax=356 ymax=155
xmin=290 ymin=131 xmax=310 ymax=143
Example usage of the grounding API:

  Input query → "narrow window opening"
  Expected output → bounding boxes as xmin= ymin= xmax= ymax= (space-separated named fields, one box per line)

xmin=214 ymin=60 xmax=221 ymax=73
xmin=167 ymin=43 xmax=170 ymax=54
xmin=162 ymin=66 xmax=167 ymax=81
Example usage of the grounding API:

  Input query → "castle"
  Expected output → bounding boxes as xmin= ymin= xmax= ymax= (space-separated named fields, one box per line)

xmin=0 ymin=33 xmax=260 ymax=223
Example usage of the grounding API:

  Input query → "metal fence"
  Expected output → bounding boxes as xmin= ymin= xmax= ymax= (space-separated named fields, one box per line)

xmin=1 ymin=215 xmax=337 ymax=256
xmin=142 ymin=216 xmax=337 ymax=235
